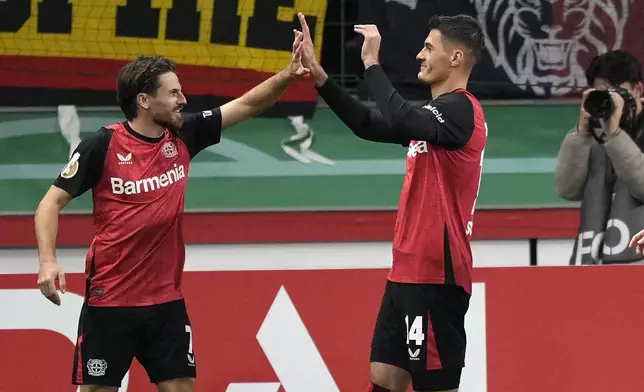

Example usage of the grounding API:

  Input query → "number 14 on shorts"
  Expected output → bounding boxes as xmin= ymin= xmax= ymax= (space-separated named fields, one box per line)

xmin=405 ymin=315 xmax=424 ymax=360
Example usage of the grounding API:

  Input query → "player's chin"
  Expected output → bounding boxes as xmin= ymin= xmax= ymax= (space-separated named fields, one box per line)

xmin=171 ymin=112 xmax=184 ymax=129
xmin=417 ymin=72 xmax=432 ymax=85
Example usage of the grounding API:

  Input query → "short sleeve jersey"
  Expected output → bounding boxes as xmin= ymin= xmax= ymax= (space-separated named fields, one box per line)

xmin=53 ymin=109 xmax=223 ymax=306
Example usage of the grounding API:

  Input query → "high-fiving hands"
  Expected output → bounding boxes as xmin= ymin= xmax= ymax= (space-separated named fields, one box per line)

xmin=288 ymin=29 xmax=310 ymax=77
xmin=297 ymin=13 xmax=328 ymax=86
xmin=297 ymin=12 xmax=381 ymax=73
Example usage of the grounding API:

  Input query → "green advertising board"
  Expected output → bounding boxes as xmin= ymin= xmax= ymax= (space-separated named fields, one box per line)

xmin=0 ymin=103 xmax=578 ymax=214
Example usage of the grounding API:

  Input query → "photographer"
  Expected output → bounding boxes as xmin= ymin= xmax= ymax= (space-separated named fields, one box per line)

xmin=555 ymin=50 xmax=644 ymax=265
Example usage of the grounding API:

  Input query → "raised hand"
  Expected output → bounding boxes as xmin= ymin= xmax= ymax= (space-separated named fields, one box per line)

xmin=353 ymin=24 xmax=382 ymax=68
xmin=297 ymin=13 xmax=318 ymax=68
xmin=297 ymin=13 xmax=328 ymax=86
xmin=288 ymin=30 xmax=310 ymax=77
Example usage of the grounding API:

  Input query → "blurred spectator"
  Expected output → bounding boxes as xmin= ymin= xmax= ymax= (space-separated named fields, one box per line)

xmin=555 ymin=50 xmax=644 ymax=265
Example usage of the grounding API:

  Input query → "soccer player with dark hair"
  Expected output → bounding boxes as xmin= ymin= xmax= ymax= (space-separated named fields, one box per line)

xmin=297 ymin=13 xmax=487 ymax=392
xmin=34 ymin=32 xmax=310 ymax=392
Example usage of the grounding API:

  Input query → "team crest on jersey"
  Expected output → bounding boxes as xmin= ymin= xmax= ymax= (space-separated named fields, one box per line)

xmin=60 ymin=152 xmax=80 ymax=179
xmin=162 ymin=141 xmax=178 ymax=158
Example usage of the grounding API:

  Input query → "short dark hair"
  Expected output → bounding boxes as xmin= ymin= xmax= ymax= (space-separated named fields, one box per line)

xmin=428 ymin=14 xmax=485 ymax=65
xmin=116 ymin=56 xmax=177 ymax=120
xmin=585 ymin=50 xmax=642 ymax=87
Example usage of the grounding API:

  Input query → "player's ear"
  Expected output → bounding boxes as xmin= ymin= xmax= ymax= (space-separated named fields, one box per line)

xmin=450 ymin=50 xmax=464 ymax=68
xmin=137 ymin=93 xmax=151 ymax=110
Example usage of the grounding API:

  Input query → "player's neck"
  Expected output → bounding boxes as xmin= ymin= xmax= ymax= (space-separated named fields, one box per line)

xmin=128 ymin=117 xmax=165 ymax=139
xmin=430 ymin=75 xmax=469 ymax=99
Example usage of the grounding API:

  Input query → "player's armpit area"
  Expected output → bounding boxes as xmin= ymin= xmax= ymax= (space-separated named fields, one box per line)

xmin=363 ymin=65 xmax=475 ymax=150
xmin=316 ymin=78 xmax=410 ymax=146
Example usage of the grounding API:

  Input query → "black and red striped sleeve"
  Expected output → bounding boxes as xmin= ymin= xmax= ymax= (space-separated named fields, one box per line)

xmin=53 ymin=128 xmax=112 ymax=198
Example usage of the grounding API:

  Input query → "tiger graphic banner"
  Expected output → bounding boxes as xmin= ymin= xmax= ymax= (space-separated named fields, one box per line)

xmin=359 ymin=0 xmax=644 ymax=100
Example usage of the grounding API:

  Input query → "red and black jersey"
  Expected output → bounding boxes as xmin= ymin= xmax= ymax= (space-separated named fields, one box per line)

xmin=54 ymin=109 xmax=222 ymax=306
xmin=390 ymin=90 xmax=486 ymax=293
xmin=316 ymin=65 xmax=488 ymax=294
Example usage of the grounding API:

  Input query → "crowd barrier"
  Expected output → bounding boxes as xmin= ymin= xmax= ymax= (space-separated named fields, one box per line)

xmin=1 ymin=243 xmax=642 ymax=392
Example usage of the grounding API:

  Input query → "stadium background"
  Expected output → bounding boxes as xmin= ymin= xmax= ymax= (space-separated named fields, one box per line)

xmin=1 ymin=1 xmax=644 ymax=391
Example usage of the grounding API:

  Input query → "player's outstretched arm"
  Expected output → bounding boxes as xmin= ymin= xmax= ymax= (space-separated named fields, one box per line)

xmin=297 ymin=13 xmax=408 ymax=145
xmin=355 ymin=25 xmax=474 ymax=150
xmin=219 ymin=31 xmax=310 ymax=131
xmin=35 ymin=185 xmax=72 ymax=306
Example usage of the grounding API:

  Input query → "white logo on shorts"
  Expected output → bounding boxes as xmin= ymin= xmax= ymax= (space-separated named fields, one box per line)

xmin=405 ymin=315 xmax=425 ymax=361
xmin=87 ymin=359 xmax=108 ymax=377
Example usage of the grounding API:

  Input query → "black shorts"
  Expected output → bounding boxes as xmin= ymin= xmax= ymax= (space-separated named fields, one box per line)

xmin=370 ymin=280 xmax=470 ymax=391
xmin=71 ymin=298 xmax=196 ymax=387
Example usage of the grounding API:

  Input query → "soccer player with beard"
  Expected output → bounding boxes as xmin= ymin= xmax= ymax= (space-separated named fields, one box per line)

xmin=34 ymin=32 xmax=310 ymax=392
xmin=297 ymin=13 xmax=487 ymax=392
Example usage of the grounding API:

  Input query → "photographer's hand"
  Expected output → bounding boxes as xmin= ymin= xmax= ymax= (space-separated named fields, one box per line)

xmin=577 ymin=89 xmax=594 ymax=135
xmin=604 ymin=92 xmax=625 ymax=135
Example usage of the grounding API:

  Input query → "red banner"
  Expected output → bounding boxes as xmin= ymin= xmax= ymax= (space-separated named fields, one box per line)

xmin=1 ymin=265 xmax=643 ymax=391
xmin=0 ymin=208 xmax=581 ymax=248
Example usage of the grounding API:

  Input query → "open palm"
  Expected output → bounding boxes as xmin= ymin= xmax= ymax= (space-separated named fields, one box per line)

xmin=297 ymin=13 xmax=318 ymax=68
xmin=289 ymin=30 xmax=310 ymax=77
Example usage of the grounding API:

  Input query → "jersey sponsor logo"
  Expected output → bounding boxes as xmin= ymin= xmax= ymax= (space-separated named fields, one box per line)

xmin=87 ymin=359 xmax=108 ymax=377
xmin=60 ymin=151 xmax=80 ymax=179
xmin=162 ymin=141 xmax=179 ymax=158
xmin=423 ymin=103 xmax=445 ymax=123
xmin=202 ymin=110 xmax=213 ymax=118
xmin=110 ymin=164 xmax=186 ymax=195
xmin=407 ymin=141 xmax=428 ymax=158
xmin=117 ymin=152 xmax=133 ymax=165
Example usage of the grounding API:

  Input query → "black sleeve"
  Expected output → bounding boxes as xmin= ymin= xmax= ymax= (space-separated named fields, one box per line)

xmin=178 ymin=107 xmax=223 ymax=159
xmin=53 ymin=128 xmax=111 ymax=198
xmin=316 ymin=77 xmax=410 ymax=146
xmin=363 ymin=64 xmax=475 ymax=150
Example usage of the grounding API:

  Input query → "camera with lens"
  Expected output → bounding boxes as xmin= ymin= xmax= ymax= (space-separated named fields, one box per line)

xmin=583 ymin=86 xmax=637 ymax=132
